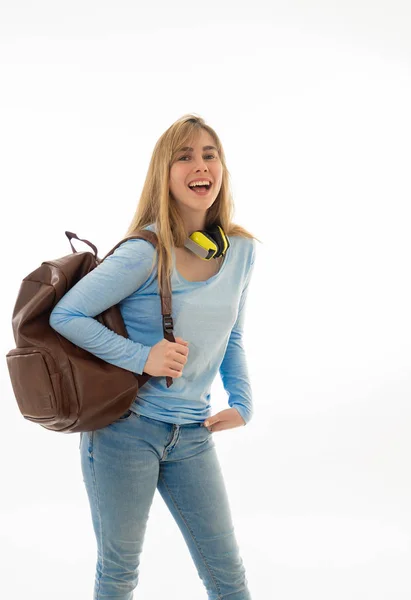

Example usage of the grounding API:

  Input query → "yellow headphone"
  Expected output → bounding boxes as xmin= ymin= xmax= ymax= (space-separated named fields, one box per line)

xmin=184 ymin=224 xmax=230 ymax=261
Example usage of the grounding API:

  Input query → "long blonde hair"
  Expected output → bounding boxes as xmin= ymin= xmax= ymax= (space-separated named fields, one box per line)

xmin=124 ymin=113 xmax=261 ymax=297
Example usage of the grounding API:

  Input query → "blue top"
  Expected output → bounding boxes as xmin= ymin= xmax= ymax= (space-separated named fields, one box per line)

xmin=49 ymin=223 xmax=256 ymax=425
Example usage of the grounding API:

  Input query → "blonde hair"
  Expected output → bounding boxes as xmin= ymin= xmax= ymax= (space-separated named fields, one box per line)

xmin=124 ymin=113 xmax=261 ymax=297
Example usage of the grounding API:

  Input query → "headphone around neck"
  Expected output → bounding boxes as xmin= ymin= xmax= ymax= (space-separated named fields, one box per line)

xmin=184 ymin=224 xmax=230 ymax=261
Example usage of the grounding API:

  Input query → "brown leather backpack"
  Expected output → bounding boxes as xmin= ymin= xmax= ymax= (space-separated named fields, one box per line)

xmin=6 ymin=229 xmax=176 ymax=434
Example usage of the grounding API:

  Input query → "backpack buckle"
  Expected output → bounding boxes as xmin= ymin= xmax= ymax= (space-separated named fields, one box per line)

xmin=163 ymin=315 xmax=174 ymax=334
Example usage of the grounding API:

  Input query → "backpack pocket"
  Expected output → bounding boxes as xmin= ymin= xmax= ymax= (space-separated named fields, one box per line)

xmin=6 ymin=347 xmax=63 ymax=422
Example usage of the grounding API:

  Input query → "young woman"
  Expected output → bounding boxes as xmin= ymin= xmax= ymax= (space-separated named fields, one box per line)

xmin=49 ymin=114 xmax=258 ymax=600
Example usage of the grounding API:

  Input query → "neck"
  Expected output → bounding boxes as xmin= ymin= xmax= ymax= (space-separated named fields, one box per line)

xmin=178 ymin=208 xmax=207 ymax=236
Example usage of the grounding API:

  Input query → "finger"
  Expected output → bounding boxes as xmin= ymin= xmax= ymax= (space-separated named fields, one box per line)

xmin=170 ymin=356 xmax=187 ymax=370
xmin=174 ymin=342 xmax=189 ymax=356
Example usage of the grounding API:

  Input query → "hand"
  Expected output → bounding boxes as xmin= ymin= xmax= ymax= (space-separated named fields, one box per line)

xmin=203 ymin=408 xmax=246 ymax=433
xmin=144 ymin=336 xmax=189 ymax=378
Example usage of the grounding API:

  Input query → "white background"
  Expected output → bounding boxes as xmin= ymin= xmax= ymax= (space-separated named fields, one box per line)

xmin=1 ymin=1 xmax=411 ymax=598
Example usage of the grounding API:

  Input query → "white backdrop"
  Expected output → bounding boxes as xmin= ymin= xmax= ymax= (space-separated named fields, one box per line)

xmin=1 ymin=1 xmax=410 ymax=599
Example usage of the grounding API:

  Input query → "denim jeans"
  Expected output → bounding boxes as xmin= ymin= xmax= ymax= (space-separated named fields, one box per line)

xmin=79 ymin=409 xmax=252 ymax=600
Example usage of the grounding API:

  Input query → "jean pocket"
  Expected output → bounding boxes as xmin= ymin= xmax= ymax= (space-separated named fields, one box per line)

xmin=118 ymin=408 xmax=135 ymax=421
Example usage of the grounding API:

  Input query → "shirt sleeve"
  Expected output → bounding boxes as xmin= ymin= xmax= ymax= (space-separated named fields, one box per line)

xmin=219 ymin=239 xmax=256 ymax=425
xmin=49 ymin=238 xmax=156 ymax=375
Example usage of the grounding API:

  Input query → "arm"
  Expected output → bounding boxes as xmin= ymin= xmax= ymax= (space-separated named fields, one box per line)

xmin=219 ymin=240 xmax=256 ymax=424
xmin=49 ymin=238 xmax=156 ymax=375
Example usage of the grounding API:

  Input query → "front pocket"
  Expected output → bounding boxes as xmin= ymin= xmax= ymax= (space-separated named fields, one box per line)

xmin=118 ymin=408 xmax=134 ymax=421
xmin=6 ymin=347 xmax=62 ymax=422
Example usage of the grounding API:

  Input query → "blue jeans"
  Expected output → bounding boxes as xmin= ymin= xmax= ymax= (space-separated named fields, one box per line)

xmin=80 ymin=409 xmax=252 ymax=600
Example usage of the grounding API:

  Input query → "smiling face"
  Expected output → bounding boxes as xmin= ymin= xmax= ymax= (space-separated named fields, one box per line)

xmin=169 ymin=129 xmax=223 ymax=228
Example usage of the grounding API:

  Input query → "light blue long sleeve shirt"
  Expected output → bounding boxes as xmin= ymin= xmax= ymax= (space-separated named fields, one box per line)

xmin=49 ymin=223 xmax=256 ymax=425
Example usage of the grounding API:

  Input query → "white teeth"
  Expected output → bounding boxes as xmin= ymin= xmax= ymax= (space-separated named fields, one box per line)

xmin=189 ymin=181 xmax=211 ymax=188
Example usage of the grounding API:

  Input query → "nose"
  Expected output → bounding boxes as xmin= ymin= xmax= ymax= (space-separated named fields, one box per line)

xmin=193 ymin=156 xmax=209 ymax=171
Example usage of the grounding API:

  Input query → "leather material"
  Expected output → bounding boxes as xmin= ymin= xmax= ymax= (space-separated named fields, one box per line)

xmin=5 ymin=229 xmax=175 ymax=433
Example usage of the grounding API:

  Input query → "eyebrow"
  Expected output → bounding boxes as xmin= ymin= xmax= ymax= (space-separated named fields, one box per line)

xmin=179 ymin=145 xmax=218 ymax=152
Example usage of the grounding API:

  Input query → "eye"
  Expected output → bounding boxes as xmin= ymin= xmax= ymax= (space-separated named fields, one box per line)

xmin=178 ymin=154 xmax=217 ymax=161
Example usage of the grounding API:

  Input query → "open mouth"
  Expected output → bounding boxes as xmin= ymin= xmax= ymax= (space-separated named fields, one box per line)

xmin=188 ymin=183 xmax=212 ymax=195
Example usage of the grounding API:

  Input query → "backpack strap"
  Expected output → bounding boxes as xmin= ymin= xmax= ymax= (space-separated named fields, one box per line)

xmin=102 ymin=230 xmax=175 ymax=389
xmin=65 ymin=231 xmax=98 ymax=258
